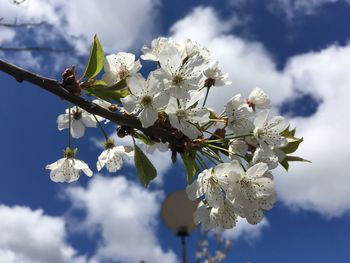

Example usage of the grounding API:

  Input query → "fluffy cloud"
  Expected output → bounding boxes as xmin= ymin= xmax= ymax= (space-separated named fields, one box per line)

xmin=275 ymin=44 xmax=350 ymax=217
xmin=0 ymin=205 xmax=86 ymax=263
xmin=267 ymin=0 xmax=350 ymax=17
xmin=0 ymin=0 xmax=160 ymax=55
xmin=65 ymin=176 xmax=178 ymax=263
xmin=228 ymin=0 xmax=350 ymax=17
xmin=169 ymin=6 xmax=350 ymax=217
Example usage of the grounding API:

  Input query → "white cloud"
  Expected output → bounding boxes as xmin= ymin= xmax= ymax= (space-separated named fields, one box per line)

xmin=0 ymin=0 xmax=160 ymax=55
xmin=0 ymin=205 xmax=86 ymax=263
xmin=275 ymin=44 xmax=350 ymax=217
xmin=65 ymin=176 xmax=178 ymax=263
xmin=228 ymin=0 xmax=350 ymax=17
xmin=267 ymin=0 xmax=350 ymax=17
xmin=223 ymin=218 xmax=269 ymax=242
xmin=169 ymin=6 xmax=350 ymax=217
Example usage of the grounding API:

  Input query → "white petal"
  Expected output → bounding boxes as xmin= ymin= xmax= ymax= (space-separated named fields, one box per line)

xmin=97 ymin=149 xmax=109 ymax=171
xmin=121 ymin=95 xmax=138 ymax=114
xmin=105 ymin=153 xmax=123 ymax=172
xmin=46 ymin=158 xmax=65 ymax=170
xmin=128 ymin=75 xmax=146 ymax=97
xmin=193 ymin=202 xmax=211 ymax=229
xmin=139 ymin=107 xmax=158 ymax=128
xmin=254 ymin=109 xmax=269 ymax=128
xmin=74 ymin=159 xmax=93 ymax=177
xmin=81 ymin=113 xmax=97 ymax=128
xmin=246 ymin=163 xmax=269 ymax=178
xmin=71 ymin=120 xmax=85 ymax=139
xmin=57 ymin=113 xmax=69 ymax=130
xmin=186 ymin=180 xmax=201 ymax=200
xmin=159 ymin=46 xmax=182 ymax=75
xmin=152 ymin=92 xmax=170 ymax=109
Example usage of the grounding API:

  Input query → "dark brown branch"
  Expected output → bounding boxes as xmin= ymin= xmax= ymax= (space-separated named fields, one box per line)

xmin=0 ymin=59 xmax=176 ymax=145
xmin=0 ymin=47 xmax=69 ymax=52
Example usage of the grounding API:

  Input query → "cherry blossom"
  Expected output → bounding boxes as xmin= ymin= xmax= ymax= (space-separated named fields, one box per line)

xmin=102 ymin=52 xmax=141 ymax=85
xmin=57 ymin=107 xmax=97 ymax=139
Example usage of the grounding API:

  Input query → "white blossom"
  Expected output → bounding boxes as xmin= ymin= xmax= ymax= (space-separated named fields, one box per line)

xmin=228 ymin=160 xmax=276 ymax=224
xmin=186 ymin=162 xmax=241 ymax=208
xmin=202 ymin=60 xmax=232 ymax=87
xmin=102 ymin=52 xmax=141 ymax=86
xmin=166 ymin=92 xmax=209 ymax=138
xmin=225 ymin=95 xmax=254 ymax=135
xmin=97 ymin=145 xmax=134 ymax=173
xmin=253 ymin=110 xmax=288 ymax=148
xmin=209 ymin=199 xmax=238 ymax=230
xmin=247 ymin=87 xmax=271 ymax=109
xmin=155 ymin=46 xmax=205 ymax=99
xmin=193 ymin=201 xmax=213 ymax=230
xmin=177 ymin=38 xmax=211 ymax=60
xmin=121 ymin=74 xmax=169 ymax=128
xmin=252 ymin=142 xmax=279 ymax=170
xmin=57 ymin=107 xmax=96 ymax=139
xmin=46 ymin=156 xmax=93 ymax=183
xmin=228 ymin=139 xmax=248 ymax=160
xmin=193 ymin=200 xmax=237 ymax=230
xmin=141 ymin=37 xmax=174 ymax=61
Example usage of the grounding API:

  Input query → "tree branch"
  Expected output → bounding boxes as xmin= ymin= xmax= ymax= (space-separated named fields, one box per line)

xmin=0 ymin=47 xmax=69 ymax=52
xmin=0 ymin=59 xmax=177 ymax=145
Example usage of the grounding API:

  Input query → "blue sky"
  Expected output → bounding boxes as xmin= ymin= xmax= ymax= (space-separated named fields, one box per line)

xmin=1 ymin=0 xmax=350 ymax=262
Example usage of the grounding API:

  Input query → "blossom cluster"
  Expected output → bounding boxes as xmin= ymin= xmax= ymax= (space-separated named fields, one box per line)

xmin=46 ymin=36 xmax=306 ymax=231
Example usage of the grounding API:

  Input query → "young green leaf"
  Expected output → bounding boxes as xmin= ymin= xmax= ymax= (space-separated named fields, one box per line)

xmin=280 ymin=155 xmax=311 ymax=171
xmin=181 ymin=152 xmax=197 ymax=184
xmin=85 ymin=86 xmax=129 ymax=103
xmin=285 ymin=155 xmax=311 ymax=163
xmin=281 ymin=137 xmax=304 ymax=154
xmin=134 ymin=144 xmax=157 ymax=187
xmin=281 ymin=126 xmax=296 ymax=138
xmin=83 ymin=35 xmax=104 ymax=80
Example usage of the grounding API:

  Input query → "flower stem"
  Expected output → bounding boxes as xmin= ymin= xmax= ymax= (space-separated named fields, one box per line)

xmin=68 ymin=104 xmax=72 ymax=149
xmin=208 ymin=144 xmax=232 ymax=154
xmin=202 ymin=87 xmax=210 ymax=107
xmin=195 ymin=152 xmax=208 ymax=170
xmin=92 ymin=114 xmax=109 ymax=141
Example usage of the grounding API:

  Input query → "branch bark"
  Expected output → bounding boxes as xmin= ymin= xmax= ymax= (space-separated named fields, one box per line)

xmin=0 ymin=59 xmax=177 ymax=145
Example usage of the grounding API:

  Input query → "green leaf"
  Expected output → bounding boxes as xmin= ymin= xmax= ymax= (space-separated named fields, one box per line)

xmin=135 ymin=132 xmax=153 ymax=146
xmin=83 ymin=35 xmax=104 ymax=80
xmin=85 ymin=86 xmax=129 ymax=103
xmin=181 ymin=152 xmax=197 ymax=184
xmin=281 ymin=126 xmax=296 ymax=138
xmin=280 ymin=158 xmax=289 ymax=171
xmin=281 ymin=137 xmax=304 ymax=154
xmin=280 ymin=155 xmax=311 ymax=171
xmin=285 ymin=155 xmax=311 ymax=163
xmin=134 ymin=144 xmax=157 ymax=187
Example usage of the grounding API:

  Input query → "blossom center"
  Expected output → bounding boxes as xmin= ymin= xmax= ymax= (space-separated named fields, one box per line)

xmin=172 ymin=74 xmax=184 ymax=86
xmin=141 ymin=95 xmax=153 ymax=106
xmin=253 ymin=127 xmax=263 ymax=137
xmin=204 ymin=78 xmax=215 ymax=88
xmin=175 ymin=109 xmax=187 ymax=120
xmin=119 ymin=66 xmax=129 ymax=79
xmin=73 ymin=108 xmax=82 ymax=120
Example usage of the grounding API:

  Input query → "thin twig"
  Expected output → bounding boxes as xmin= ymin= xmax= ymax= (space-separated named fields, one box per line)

xmin=0 ymin=47 xmax=69 ymax=52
